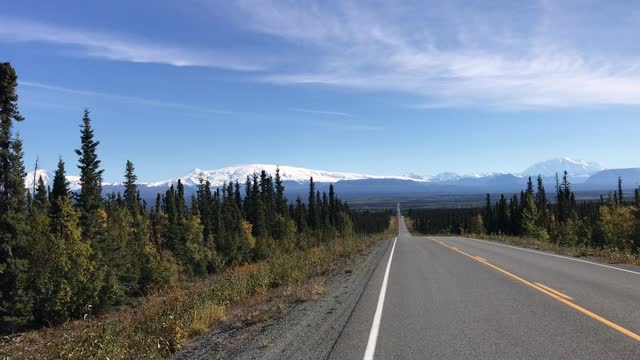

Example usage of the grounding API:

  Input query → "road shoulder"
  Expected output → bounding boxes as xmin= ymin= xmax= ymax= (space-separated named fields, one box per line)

xmin=173 ymin=238 xmax=391 ymax=360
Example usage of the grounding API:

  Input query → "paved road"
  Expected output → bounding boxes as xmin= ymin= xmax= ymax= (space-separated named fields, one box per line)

xmin=328 ymin=213 xmax=640 ymax=359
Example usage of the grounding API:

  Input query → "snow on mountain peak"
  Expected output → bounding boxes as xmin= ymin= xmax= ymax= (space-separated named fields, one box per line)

xmin=430 ymin=172 xmax=461 ymax=182
xmin=24 ymin=169 xmax=50 ymax=191
xmin=23 ymin=158 xmax=606 ymax=192
xmin=24 ymin=170 xmax=109 ymax=191
xmin=146 ymin=164 xmax=426 ymax=188
xmin=521 ymin=158 xmax=602 ymax=177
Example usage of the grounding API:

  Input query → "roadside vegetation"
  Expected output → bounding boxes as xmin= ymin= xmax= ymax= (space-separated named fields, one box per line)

xmin=1 ymin=224 xmax=394 ymax=359
xmin=408 ymin=174 xmax=640 ymax=266
xmin=0 ymin=61 xmax=395 ymax=358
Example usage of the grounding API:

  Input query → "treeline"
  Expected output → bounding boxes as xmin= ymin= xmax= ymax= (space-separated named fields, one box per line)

xmin=409 ymin=172 xmax=640 ymax=253
xmin=408 ymin=207 xmax=484 ymax=235
xmin=0 ymin=62 xmax=389 ymax=332
xmin=351 ymin=210 xmax=393 ymax=234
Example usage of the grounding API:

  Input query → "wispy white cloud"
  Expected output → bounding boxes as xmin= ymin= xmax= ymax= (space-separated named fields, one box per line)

xmin=21 ymin=80 xmax=231 ymax=114
xmin=0 ymin=16 xmax=264 ymax=71
xmin=302 ymin=118 xmax=383 ymax=132
xmin=226 ymin=0 xmax=640 ymax=108
xmin=289 ymin=108 xmax=350 ymax=116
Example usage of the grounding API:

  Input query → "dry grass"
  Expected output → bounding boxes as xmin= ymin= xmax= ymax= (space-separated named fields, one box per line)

xmin=285 ymin=280 xmax=327 ymax=303
xmin=188 ymin=305 xmax=226 ymax=338
xmin=402 ymin=216 xmax=414 ymax=232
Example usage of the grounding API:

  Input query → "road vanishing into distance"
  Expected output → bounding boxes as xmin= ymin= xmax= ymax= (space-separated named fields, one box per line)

xmin=328 ymin=210 xmax=640 ymax=359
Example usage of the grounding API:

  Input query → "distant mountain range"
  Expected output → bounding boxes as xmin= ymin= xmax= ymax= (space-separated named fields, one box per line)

xmin=24 ymin=158 xmax=640 ymax=203
xmin=146 ymin=164 xmax=424 ymax=188
xmin=520 ymin=158 xmax=602 ymax=179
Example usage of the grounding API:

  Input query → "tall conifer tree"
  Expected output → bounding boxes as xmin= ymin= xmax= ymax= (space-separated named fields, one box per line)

xmin=275 ymin=167 xmax=287 ymax=215
xmin=617 ymin=177 xmax=624 ymax=205
xmin=0 ymin=63 xmax=31 ymax=328
xmin=75 ymin=110 xmax=104 ymax=241
xmin=123 ymin=160 xmax=138 ymax=212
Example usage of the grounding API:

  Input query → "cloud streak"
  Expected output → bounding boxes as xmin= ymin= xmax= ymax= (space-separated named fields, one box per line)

xmin=289 ymin=108 xmax=350 ymax=116
xmin=227 ymin=0 xmax=640 ymax=108
xmin=0 ymin=16 xmax=264 ymax=71
xmin=21 ymin=80 xmax=232 ymax=114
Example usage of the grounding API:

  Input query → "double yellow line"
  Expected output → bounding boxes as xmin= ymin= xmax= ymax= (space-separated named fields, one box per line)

xmin=428 ymin=237 xmax=640 ymax=342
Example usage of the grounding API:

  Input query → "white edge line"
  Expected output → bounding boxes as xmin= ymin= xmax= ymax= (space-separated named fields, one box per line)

xmin=449 ymin=237 xmax=640 ymax=276
xmin=363 ymin=236 xmax=398 ymax=360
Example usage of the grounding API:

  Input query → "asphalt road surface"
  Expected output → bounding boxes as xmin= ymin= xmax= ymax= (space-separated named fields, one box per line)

xmin=328 ymin=213 xmax=640 ymax=359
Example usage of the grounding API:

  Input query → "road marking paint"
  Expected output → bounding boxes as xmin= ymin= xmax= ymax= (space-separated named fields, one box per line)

xmin=364 ymin=236 xmax=398 ymax=360
xmin=534 ymin=282 xmax=573 ymax=300
xmin=427 ymin=237 xmax=640 ymax=342
xmin=457 ymin=237 xmax=640 ymax=276
xmin=476 ymin=256 xmax=488 ymax=262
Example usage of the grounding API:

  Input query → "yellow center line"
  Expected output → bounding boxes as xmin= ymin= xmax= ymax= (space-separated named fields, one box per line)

xmin=427 ymin=237 xmax=640 ymax=342
xmin=476 ymin=256 xmax=488 ymax=262
xmin=534 ymin=282 xmax=573 ymax=300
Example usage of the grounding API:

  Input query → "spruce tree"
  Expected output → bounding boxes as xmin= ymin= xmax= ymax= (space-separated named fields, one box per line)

xmin=0 ymin=62 xmax=25 ymax=209
xmin=328 ymin=184 xmax=336 ymax=226
xmin=307 ymin=177 xmax=319 ymax=229
xmin=163 ymin=184 xmax=181 ymax=254
xmin=123 ymin=160 xmax=138 ymax=212
xmin=497 ymin=194 xmax=509 ymax=234
xmin=221 ymin=182 xmax=249 ymax=263
xmin=294 ymin=196 xmax=308 ymax=233
xmin=322 ymin=192 xmax=330 ymax=228
xmin=196 ymin=179 xmax=214 ymax=246
xmin=557 ymin=171 xmax=575 ymax=222
xmin=617 ymin=177 xmax=624 ymax=205
xmin=275 ymin=167 xmax=287 ymax=215
xmin=535 ymin=175 xmax=548 ymax=229
xmin=484 ymin=193 xmax=492 ymax=233
xmin=526 ymin=177 xmax=534 ymax=197
xmin=315 ymin=191 xmax=322 ymax=230
xmin=33 ymin=176 xmax=49 ymax=212
xmin=176 ymin=180 xmax=186 ymax=220
xmin=50 ymin=159 xmax=70 ymax=228
xmin=0 ymin=136 xmax=30 ymax=329
xmin=75 ymin=110 xmax=104 ymax=241
xmin=0 ymin=63 xmax=31 ymax=329
xmin=234 ymin=181 xmax=243 ymax=217
xmin=243 ymin=176 xmax=254 ymax=224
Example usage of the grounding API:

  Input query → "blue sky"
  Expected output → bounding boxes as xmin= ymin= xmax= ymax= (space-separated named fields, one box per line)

xmin=3 ymin=0 xmax=640 ymax=182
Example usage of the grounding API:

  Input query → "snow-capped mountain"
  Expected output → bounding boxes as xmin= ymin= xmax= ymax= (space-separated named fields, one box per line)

xmin=430 ymin=172 xmax=461 ymax=182
xmin=520 ymin=158 xmax=602 ymax=178
xmin=405 ymin=171 xmax=500 ymax=183
xmin=146 ymin=164 xmax=426 ymax=188
xmin=403 ymin=172 xmax=430 ymax=181
xmin=24 ymin=169 xmax=50 ymax=191
xmin=22 ymin=158 xmax=625 ymax=202
xmin=24 ymin=170 xmax=109 ymax=192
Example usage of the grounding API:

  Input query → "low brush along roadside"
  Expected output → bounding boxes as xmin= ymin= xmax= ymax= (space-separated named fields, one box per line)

xmin=1 ymin=218 xmax=396 ymax=360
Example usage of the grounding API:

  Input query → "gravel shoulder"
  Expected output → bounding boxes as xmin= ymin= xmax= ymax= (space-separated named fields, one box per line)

xmin=173 ymin=238 xmax=391 ymax=360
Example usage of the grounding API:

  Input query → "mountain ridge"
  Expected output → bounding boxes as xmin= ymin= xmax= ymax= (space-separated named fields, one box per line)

xmin=26 ymin=158 xmax=634 ymax=196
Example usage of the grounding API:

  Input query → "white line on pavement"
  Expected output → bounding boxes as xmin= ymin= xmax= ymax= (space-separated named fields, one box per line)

xmin=364 ymin=236 xmax=398 ymax=360
xmin=453 ymin=237 xmax=640 ymax=276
